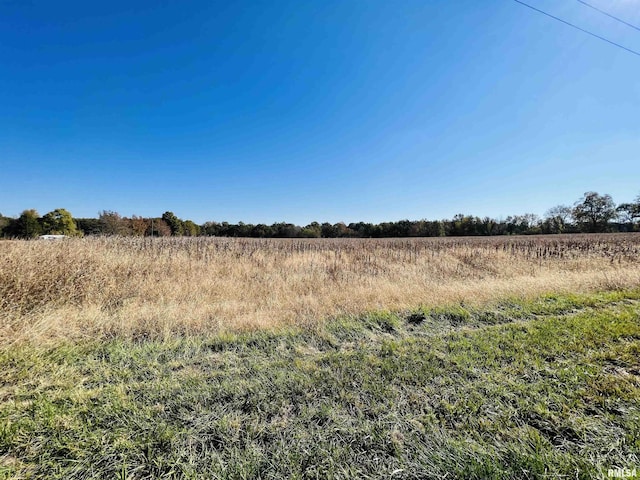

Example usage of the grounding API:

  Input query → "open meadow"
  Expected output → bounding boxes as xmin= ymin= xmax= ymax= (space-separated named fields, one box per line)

xmin=1 ymin=234 xmax=640 ymax=478
xmin=2 ymin=234 xmax=640 ymax=344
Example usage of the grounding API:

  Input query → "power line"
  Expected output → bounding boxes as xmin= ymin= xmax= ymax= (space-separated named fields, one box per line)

xmin=513 ymin=0 xmax=640 ymax=58
xmin=576 ymin=0 xmax=640 ymax=32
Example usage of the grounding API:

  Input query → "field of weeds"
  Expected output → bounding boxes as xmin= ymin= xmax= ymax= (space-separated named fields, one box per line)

xmin=1 ymin=234 xmax=640 ymax=344
xmin=1 ymin=234 xmax=640 ymax=478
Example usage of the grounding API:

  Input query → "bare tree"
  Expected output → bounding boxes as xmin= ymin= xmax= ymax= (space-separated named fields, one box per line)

xmin=573 ymin=192 xmax=616 ymax=233
xmin=544 ymin=205 xmax=573 ymax=233
xmin=617 ymin=193 xmax=640 ymax=230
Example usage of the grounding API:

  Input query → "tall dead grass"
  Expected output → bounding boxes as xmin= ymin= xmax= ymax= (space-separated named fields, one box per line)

xmin=1 ymin=234 xmax=639 ymax=344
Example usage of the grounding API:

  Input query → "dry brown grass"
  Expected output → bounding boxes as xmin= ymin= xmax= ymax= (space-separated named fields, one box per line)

xmin=1 ymin=234 xmax=639 ymax=344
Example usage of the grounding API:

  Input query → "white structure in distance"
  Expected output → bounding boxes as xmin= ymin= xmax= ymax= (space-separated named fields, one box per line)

xmin=38 ymin=235 xmax=67 ymax=241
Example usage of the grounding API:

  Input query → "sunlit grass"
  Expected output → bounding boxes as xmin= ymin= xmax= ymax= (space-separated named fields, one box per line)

xmin=1 ymin=291 xmax=638 ymax=479
xmin=1 ymin=234 xmax=639 ymax=344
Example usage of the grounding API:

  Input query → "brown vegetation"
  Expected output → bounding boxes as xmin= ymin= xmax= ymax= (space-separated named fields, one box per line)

xmin=1 ymin=234 xmax=639 ymax=344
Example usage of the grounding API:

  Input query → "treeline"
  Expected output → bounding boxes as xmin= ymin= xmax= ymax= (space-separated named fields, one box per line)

xmin=0 ymin=210 xmax=200 ymax=238
xmin=1 ymin=191 xmax=639 ymax=239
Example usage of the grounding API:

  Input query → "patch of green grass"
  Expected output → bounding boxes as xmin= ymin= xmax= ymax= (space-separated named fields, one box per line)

xmin=1 ymin=290 xmax=639 ymax=478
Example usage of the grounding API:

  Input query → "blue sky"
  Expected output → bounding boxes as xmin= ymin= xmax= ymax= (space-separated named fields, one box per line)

xmin=1 ymin=0 xmax=639 ymax=224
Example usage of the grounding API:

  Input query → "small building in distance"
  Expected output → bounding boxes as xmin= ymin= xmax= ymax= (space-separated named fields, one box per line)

xmin=39 ymin=235 xmax=67 ymax=241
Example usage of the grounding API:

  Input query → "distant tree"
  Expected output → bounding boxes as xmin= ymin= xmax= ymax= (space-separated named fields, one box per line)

xmin=99 ymin=211 xmax=130 ymax=235
xmin=218 ymin=222 xmax=232 ymax=236
xmin=76 ymin=218 xmax=103 ymax=235
xmin=522 ymin=213 xmax=541 ymax=234
xmin=7 ymin=209 xmax=43 ymax=238
xmin=147 ymin=218 xmax=171 ymax=237
xmin=162 ymin=211 xmax=184 ymax=236
xmin=201 ymin=221 xmax=221 ymax=236
xmin=479 ymin=217 xmax=497 ymax=236
xmin=250 ymin=224 xmax=272 ymax=237
xmin=378 ymin=222 xmax=393 ymax=237
xmin=42 ymin=208 xmax=79 ymax=236
xmin=272 ymin=222 xmax=301 ymax=238
xmin=429 ymin=220 xmax=446 ymax=237
xmin=234 ymin=222 xmax=253 ymax=237
xmin=448 ymin=214 xmax=482 ymax=236
xmin=573 ymin=192 xmax=616 ymax=233
xmin=504 ymin=214 xmax=540 ymax=235
xmin=183 ymin=220 xmax=200 ymax=236
xmin=333 ymin=222 xmax=352 ymax=238
xmin=0 ymin=213 xmax=10 ymax=236
xmin=395 ymin=220 xmax=414 ymax=237
xmin=616 ymin=204 xmax=633 ymax=225
xmin=130 ymin=216 xmax=150 ymax=236
xmin=544 ymin=205 xmax=573 ymax=234
xmin=301 ymin=222 xmax=322 ymax=238
xmin=617 ymin=199 xmax=640 ymax=231
xmin=345 ymin=222 xmax=365 ymax=237
xmin=408 ymin=221 xmax=425 ymax=237
xmin=320 ymin=222 xmax=337 ymax=238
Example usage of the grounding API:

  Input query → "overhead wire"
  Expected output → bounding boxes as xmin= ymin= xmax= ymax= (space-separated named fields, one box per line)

xmin=576 ymin=0 xmax=640 ymax=32
xmin=513 ymin=0 xmax=640 ymax=57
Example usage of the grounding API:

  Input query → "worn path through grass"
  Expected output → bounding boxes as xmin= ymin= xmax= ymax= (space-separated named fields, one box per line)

xmin=1 ymin=290 xmax=639 ymax=479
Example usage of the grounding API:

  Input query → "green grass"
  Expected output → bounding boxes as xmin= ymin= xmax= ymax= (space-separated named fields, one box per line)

xmin=1 ymin=290 xmax=639 ymax=479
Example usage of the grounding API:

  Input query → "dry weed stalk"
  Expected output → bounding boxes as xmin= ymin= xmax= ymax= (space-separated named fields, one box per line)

xmin=1 ymin=234 xmax=639 ymax=344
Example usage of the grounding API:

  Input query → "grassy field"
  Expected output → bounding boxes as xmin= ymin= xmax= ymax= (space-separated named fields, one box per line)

xmin=1 ymin=234 xmax=640 ymax=344
xmin=1 ymin=289 xmax=639 ymax=479
xmin=1 ymin=235 xmax=639 ymax=478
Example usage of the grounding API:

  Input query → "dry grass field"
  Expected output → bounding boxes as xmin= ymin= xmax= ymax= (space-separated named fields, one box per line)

xmin=2 ymin=234 xmax=640 ymax=478
xmin=2 ymin=233 xmax=639 ymax=344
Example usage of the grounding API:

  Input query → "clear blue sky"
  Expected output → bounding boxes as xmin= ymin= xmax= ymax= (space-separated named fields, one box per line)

xmin=1 ymin=0 xmax=639 ymax=225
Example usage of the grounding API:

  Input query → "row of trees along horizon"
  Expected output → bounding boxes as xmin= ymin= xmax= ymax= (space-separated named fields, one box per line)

xmin=1 ymin=192 xmax=639 ymax=239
